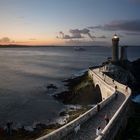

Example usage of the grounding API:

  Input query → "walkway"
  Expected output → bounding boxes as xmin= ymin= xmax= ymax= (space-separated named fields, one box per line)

xmin=62 ymin=69 xmax=126 ymax=140
xmin=62 ymin=92 xmax=125 ymax=140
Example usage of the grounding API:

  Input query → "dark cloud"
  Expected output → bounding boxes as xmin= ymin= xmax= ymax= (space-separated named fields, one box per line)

xmin=69 ymin=29 xmax=83 ymax=38
xmin=88 ymin=25 xmax=102 ymax=29
xmin=124 ymin=32 xmax=140 ymax=36
xmin=58 ymin=28 xmax=95 ymax=40
xmin=58 ymin=31 xmax=79 ymax=39
xmin=89 ymin=19 xmax=140 ymax=32
xmin=88 ymin=35 xmax=107 ymax=39
xmin=0 ymin=37 xmax=15 ymax=43
xmin=70 ymin=28 xmax=95 ymax=40
xmin=97 ymin=35 xmax=107 ymax=39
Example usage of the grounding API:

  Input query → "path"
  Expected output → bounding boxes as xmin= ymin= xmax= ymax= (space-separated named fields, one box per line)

xmin=62 ymin=69 xmax=126 ymax=140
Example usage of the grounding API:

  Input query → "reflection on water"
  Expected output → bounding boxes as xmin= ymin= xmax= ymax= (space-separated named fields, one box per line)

xmin=0 ymin=46 xmax=139 ymax=127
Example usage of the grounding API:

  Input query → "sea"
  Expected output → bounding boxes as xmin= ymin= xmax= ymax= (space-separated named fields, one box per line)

xmin=0 ymin=46 xmax=139 ymax=128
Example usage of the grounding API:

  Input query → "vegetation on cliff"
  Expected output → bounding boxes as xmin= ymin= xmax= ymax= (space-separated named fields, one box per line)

xmin=54 ymin=71 xmax=101 ymax=105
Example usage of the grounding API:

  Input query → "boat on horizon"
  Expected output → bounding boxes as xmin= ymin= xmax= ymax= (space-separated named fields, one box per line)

xmin=74 ymin=47 xmax=86 ymax=51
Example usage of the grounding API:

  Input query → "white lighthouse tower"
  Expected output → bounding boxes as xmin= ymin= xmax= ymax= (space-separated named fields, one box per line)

xmin=112 ymin=34 xmax=119 ymax=62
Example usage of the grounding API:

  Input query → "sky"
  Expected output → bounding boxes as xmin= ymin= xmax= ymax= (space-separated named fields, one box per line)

xmin=0 ymin=0 xmax=140 ymax=46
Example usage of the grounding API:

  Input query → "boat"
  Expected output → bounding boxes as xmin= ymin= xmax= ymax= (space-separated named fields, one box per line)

xmin=74 ymin=47 xmax=86 ymax=51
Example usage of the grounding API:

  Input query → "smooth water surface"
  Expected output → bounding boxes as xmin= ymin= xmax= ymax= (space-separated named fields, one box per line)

xmin=0 ymin=46 xmax=139 ymax=127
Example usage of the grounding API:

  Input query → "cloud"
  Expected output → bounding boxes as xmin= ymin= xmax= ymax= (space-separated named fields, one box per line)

xmin=124 ymin=32 xmax=140 ymax=36
xmin=0 ymin=37 xmax=15 ymax=43
xmin=58 ymin=31 xmax=78 ymax=39
xmin=88 ymin=25 xmax=102 ymax=29
xmin=58 ymin=28 xmax=95 ymax=40
xmin=69 ymin=29 xmax=83 ymax=39
xmin=69 ymin=28 xmax=95 ymax=40
xmin=97 ymin=35 xmax=107 ymax=39
xmin=89 ymin=19 xmax=140 ymax=32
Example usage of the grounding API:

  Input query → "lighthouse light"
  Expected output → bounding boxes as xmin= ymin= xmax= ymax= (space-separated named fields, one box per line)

xmin=113 ymin=34 xmax=118 ymax=39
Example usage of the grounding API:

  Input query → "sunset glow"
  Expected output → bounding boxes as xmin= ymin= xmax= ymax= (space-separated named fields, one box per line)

xmin=0 ymin=0 xmax=140 ymax=46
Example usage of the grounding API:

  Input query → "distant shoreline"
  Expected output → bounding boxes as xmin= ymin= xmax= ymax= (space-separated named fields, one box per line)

xmin=0 ymin=44 xmax=139 ymax=48
xmin=0 ymin=44 xmax=107 ymax=48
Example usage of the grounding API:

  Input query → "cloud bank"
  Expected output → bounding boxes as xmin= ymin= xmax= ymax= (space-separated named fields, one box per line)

xmin=0 ymin=37 xmax=15 ymax=43
xmin=89 ymin=19 xmax=140 ymax=33
xmin=58 ymin=28 xmax=95 ymax=40
xmin=57 ymin=28 xmax=108 ymax=46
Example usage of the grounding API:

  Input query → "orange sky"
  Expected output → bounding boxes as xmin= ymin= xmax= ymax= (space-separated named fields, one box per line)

xmin=0 ymin=0 xmax=140 ymax=46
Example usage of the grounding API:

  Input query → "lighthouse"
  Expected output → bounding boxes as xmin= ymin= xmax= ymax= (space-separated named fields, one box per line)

xmin=112 ymin=34 xmax=119 ymax=62
xmin=120 ymin=46 xmax=127 ymax=61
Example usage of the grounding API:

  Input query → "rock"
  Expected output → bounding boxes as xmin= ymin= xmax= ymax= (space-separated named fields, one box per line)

xmin=46 ymin=84 xmax=58 ymax=89
xmin=59 ymin=111 xmax=67 ymax=116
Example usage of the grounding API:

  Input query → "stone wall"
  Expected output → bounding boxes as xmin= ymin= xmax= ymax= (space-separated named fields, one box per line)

xmin=36 ymin=67 xmax=130 ymax=140
xmin=95 ymin=70 xmax=131 ymax=140
xmin=88 ymin=69 xmax=115 ymax=99
xmin=36 ymin=69 xmax=116 ymax=140
xmin=36 ymin=93 xmax=116 ymax=140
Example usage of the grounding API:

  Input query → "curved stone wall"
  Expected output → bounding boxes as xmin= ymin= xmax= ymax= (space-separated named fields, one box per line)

xmin=36 ymin=94 xmax=116 ymax=140
xmin=36 ymin=67 xmax=130 ymax=140
xmin=94 ymin=69 xmax=131 ymax=140
xmin=88 ymin=69 xmax=115 ymax=99
xmin=36 ymin=69 xmax=116 ymax=140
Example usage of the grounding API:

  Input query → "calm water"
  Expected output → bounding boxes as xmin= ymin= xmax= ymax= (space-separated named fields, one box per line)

xmin=0 ymin=46 xmax=139 ymax=128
